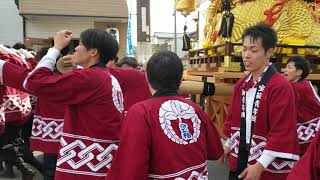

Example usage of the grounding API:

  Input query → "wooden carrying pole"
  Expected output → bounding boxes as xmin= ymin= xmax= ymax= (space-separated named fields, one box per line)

xmin=179 ymin=81 xmax=234 ymax=96
xmin=56 ymin=57 xmax=235 ymax=97
xmin=56 ymin=54 xmax=75 ymax=73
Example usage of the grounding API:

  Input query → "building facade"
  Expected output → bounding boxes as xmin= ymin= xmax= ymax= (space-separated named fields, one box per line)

xmin=18 ymin=0 xmax=128 ymax=58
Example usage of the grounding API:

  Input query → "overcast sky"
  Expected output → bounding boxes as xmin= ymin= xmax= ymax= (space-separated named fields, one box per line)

xmin=150 ymin=0 xmax=198 ymax=34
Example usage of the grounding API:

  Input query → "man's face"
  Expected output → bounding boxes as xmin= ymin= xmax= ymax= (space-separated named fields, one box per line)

xmin=120 ymin=63 xmax=133 ymax=68
xmin=106 ymin=60 xmax=116 ymax=67
xmin=283 ymin=61 xmax=302 ymax=82
xmin=72 ymin=42 xmax=92 ymax=67
xmin=242 ymin=36 xmax=272 ymax=73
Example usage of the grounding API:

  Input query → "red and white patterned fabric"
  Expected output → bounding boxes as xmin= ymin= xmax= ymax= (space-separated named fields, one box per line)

xmin=107 ymin=96 xmax=223 ymax=180
xmin=109 ymin=67 xmax=151 ymax=115
xmin=25 ymin=58 xmax=123 ymax=180
xmin=0 ymin=49 xmax=32 ymax=129
xmin=229 ymin=127 xmax=296 ymax=174
xmin=56 ymin=133 xmax=118 ymax=177
xmin=224 ymin=72 xmax=300 ymax=180
xmin=287 ymin=130 xmax=320 ymax=180
xmin=292 ymin=80 xmax=320 ymax=154
xmin=30 ymin=92 xmax=65 ymax=154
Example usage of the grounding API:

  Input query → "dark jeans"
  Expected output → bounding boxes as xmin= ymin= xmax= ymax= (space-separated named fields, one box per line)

xmin=20 ymin=114 xmax=43 ymax=172
xmin=229 ymin=171 xmax=241 ymax=180
xmin=0 ymin=125 xmax=21 ymax=178
xmin=0 ymin=125 xmax=19 ymax=148
xmin=0 ymin=125 xmax=20 ymax=166
xmin=43 ymin=153 xmax=57 ymax=180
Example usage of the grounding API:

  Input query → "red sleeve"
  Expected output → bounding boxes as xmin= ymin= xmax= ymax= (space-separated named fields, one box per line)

xmin=6 ymin=54 xmax=26 ymax=67
xmin=292 ymin=83 xmax=301 ymax=108
xmin=108 ymin=67 xmax=125 ymax=88
xmin=202 ymin=111 xmax=224 ymax=160
xmin=223 ymin=99 xmax=233 ymax=138
xmin=25 ymin=67 xmax=91 ymax=105
xmin=107 ymin=104 xmax=150 ymax=180
xmin=26 ymin=58 xmax=37 ymax=70
xmin=287 ymin=131 xmax=320 ymax=180
xmin=3 ymin=62 xmax=31 ymax=92
xmin=265 ymin=80 xmax=300 ymax=159
xmin=299 ymin=81 xmax=320 ymax=114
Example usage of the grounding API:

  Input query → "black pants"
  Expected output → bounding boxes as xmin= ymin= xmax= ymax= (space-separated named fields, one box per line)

xmin=229 ymin=171 xmax=241 ymax=180
xmin=20 ymin=114 xmax=43 ymax=172
xmin=0 ymin=125 xmax=19 ymax=148
xmin=21 ymin=114 xmax=33 ymax=143
xmin=0 ymin=125 xmax=20 ymax=167
xmin=43 ymin=153 xmax=57 ymax=180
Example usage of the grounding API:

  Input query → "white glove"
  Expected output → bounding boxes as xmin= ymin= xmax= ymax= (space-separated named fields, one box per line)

xmin=19 ymin=48 xmax=34 ymax=59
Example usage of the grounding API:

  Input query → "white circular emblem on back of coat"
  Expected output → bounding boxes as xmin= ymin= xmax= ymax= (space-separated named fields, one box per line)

xmin=111 ymin=75 xmax=124 ymax=113
xmin=159 ymin=100 xmax=201 ymax=145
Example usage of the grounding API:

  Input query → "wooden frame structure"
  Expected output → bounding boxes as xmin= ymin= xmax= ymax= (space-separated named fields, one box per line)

xmin=184 ymin=42 xmax=320 ymax=138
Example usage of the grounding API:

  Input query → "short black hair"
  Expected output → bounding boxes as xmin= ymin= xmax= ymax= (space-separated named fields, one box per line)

xmin=27 ymin=48 xmax=35 ymax=52
xmin=34 ymin=47 xmax=49 ymax=62
xmin=114 ymin=56 xmax=119 ymax=63
xmin=116 ymin=57 xmax=138 ymax=68
xmin=287 ymin=56 xmax=310 ymax=79
xmin=13 ymin=42 xmax=27 ymax=50
xmin=146 ymin=51 xmax=183 ymax=90
xmin=242 ymin=23 xmax=277 ymax=53
xmin=80 ymin=28 xmax=119 ymax=65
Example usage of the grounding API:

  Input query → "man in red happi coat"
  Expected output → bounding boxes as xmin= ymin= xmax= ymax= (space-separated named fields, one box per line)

xmin=283 ymin=56 xmax=320 ymax=155
xmin=106 ymin=51 xmax=223 ymax=180
xmin=222 ymin=24 xmax=300 ymax=180
xmin=0 ymin=45 xmax=36 ymax=179
xmin=21 ymin=29 xmax=123 ymax=180
xmin=24 ymin=48 xmax=65 ymax=180
xmin=109 ymin=67 xmax=151 ymax=115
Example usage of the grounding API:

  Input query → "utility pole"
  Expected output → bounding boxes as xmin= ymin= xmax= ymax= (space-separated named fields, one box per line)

xmin=174 ymin=0 xmax=177 ymax=53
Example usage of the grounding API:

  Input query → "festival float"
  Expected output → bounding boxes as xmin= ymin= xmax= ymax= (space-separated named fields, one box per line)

xmin=177 ymin=0 xmax=320 ymax=138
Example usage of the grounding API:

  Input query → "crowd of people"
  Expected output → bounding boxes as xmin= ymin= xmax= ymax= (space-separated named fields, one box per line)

xmin=0 ymin=23 xmax=319 ymax=180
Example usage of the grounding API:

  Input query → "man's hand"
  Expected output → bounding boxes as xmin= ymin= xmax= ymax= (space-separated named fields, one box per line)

xmin=53 ymin=30 xmax=73 ymax=51
xmin=219 ymin=146 xmax=230 ymax=165
xmin=238 ymin=162 xmax=265 ymax=180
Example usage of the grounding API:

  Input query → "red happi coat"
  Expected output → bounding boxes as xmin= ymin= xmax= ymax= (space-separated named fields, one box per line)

xmin=26 ymin=58 xmax=37 ymax=70
xmin=224 ymin=72 xmax=300 ymax=180
xmin=287 ymin=130 xmax=320 ymax=180
xmin=0 ymin=60 xmax=63 ymax=154
xmin=25 ymin=67 xmax=123 ymax=180
xmin=2 ymin=61 xmax=31 ymax=94
xmin=30 ymin=89 xmax=65 ymax=154
xmin=0 ymin=50 xmax=32 ymax=128
xmin=292 ymin=80 xmax=320 ymax=155
xmin=25 ymin=57 xmax=38 ymax=112
xmin=109 ymin=67 xmax=151 ymax=114
xmin=0 ymin=61 xmax=32 ymax=133
xmin=107 ymin=96 xmax=224 ymax=180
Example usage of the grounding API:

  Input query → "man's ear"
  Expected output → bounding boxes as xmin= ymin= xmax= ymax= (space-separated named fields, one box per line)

xmin=145 ymin=72 xmax=149 ymax=83
xmin=266 ymin=48 xmax=274 ymax=58
xmin=89 ymin=48 xmax=98 ymax=57
xmin=296 ymin=69 xmax=303 ymax=77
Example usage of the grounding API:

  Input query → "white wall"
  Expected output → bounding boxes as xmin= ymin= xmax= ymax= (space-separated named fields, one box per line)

xmin=25 ymin=16 xmax=94 ymax=39
xmin=0 ymin=0 xmax=23 ymax=46
xmin=136 ymin=41 xmax=153 ymax=64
